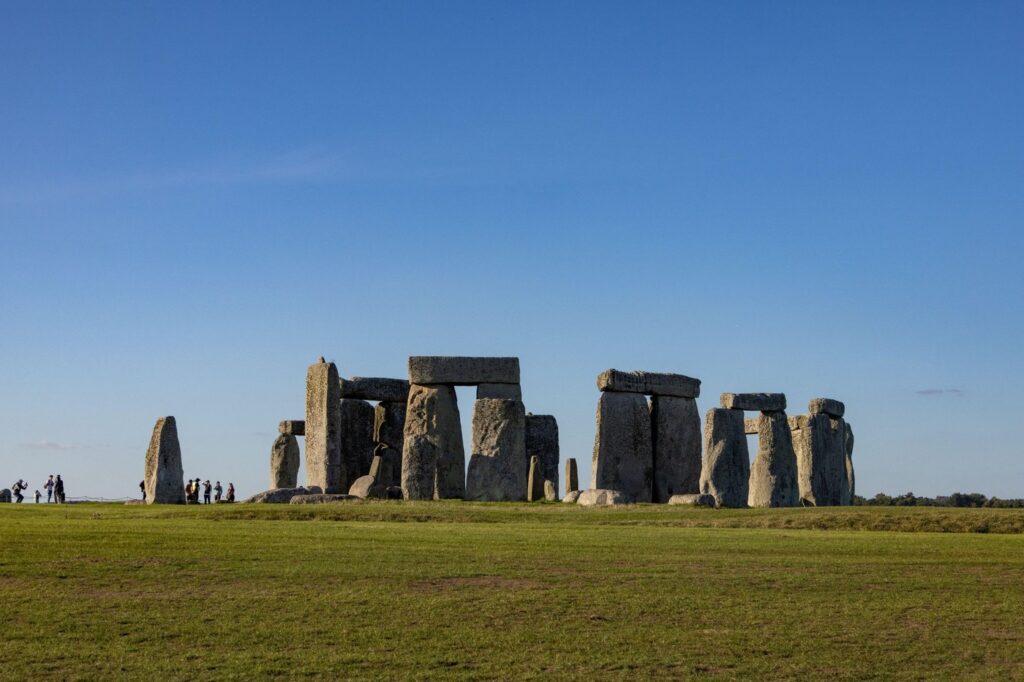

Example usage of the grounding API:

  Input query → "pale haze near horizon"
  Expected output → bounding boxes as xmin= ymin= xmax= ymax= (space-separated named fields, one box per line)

xmin=1 ymin=1 xmax=1022 ymax=500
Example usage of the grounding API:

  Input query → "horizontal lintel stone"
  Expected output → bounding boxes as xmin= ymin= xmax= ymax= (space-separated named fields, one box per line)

xmin=720 ymin=393 xmax=787 ymax=412
xmin=339 ymin=377 xmax=410 ymax=403
xmin=408 ymin=356 xmax=520 ymax=385
xmin=279 ymin=420 xmax=305 ymax=436
xmin=596 ymin=369 xmax=701 ymax=398
xmin=808 ymin=398 xmax=845 ymax=418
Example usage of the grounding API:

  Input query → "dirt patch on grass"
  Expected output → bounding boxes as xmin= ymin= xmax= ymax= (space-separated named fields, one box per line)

xmin=411 ymin=576 xmax=539 ymax=592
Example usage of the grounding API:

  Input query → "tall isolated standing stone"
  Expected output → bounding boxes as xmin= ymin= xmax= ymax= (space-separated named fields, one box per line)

xmin=699 ymin=408 xmax=749 ymax=508
xmin=747 ymin=411 xmax=799 ymax=507
xmin=650 ymin=396 xmax=702 ymax=502
xmin=402 ymin=384 xmax=465 ymax=500
xmin=339 ymin=398 xmax=375 ymax=488
xmin=270 ymin=434 xmax=300 ymax=489
xmin=144 ymin=416 xmax=185 ymax=504
xmin=591 ymin=392 xmax=653 ymax=503
xmin=525 ymin=414 xmax=559 ymax=501
xmin=465 ymin=399 xmax=527 ymax=501
xmin=565 ymin=458 xmax=579 ymax=495
xmin=306 ymin=358 xmax=344 ymax=493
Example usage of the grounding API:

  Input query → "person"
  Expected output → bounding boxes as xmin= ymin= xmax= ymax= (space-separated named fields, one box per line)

xmin=44 ymin=475 xmax=54 ymax=503
xmin=139 ymin=480 xmax=146 ymax=502
xmin=214 ymin=481 xmax=223 ymax=502
xmin=12 ymin=480 xmax=26 ymax=503
xmin=194 ymin=478 xmax=202 ymax=503
xmin=34 ymin=490 xmax=41 ymax=504
xmin=54 ymin=475 xmax=65 ymax=504
xmin=226 ymin=482 xmax=235 ymax=503
xmin=203 ymin=480 xmax=212 ymax=504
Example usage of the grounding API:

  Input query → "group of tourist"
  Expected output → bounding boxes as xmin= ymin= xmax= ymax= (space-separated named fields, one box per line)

xmin=137 ymin=478 xmax=234 ymax=503
xmin=8 ymin=475 xmax=66 ymax=503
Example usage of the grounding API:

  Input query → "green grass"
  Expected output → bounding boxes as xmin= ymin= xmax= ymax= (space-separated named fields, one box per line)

xmin=1 ymin=503 xmax=1022 ymax=680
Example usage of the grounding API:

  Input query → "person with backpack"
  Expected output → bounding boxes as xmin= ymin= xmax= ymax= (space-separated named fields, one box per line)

xmin=44 ymin=475 xmax=54 ymax=503
xmin=12 ymin=480 xmax=26 ymax=503
xmin=53 ymin=475 xmax=64 ymax=503
xmin=214 ymin=481 xmax=223 ymax=502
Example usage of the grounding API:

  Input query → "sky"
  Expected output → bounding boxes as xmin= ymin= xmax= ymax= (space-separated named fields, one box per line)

xmin=1 ymin=0 xmax=1022 ymax=500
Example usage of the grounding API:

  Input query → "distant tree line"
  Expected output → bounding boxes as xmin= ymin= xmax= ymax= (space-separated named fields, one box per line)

xmin=852 ymin=492 xmax=1024 ymax=508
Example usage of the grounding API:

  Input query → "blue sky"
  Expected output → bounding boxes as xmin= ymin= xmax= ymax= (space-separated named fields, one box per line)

xmin=1 ymin=1 xmax=1022 ymax=499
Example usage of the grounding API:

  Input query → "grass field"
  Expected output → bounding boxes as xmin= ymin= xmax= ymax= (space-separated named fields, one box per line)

xmin=1 ymin=503 xmax=1022 ymax=680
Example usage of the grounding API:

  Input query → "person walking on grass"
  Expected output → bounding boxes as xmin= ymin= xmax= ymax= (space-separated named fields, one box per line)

xmin=139 ymin=480 xmax=146 ymax=502
xmin=203 ymin=480 xmax=212 ymax=504
xmin=214 ymin=481 xmax=222 ymax=502
xmin=54 ymin=475 xmax=64 ymax=504
xmin=44 ymin=475 xmax=54 ymax=503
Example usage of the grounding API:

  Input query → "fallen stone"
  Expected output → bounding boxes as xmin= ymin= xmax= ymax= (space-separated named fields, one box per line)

xmin=577 ymin=489 xmax=630 ymax=506
xmin=562 ymin=490 xmax=581 ymax=504
xmin=667 ymin=493 xmax=716 ymax=507
xmin=144 ymin=416 xmax=186 ymax=504
xmin=348 ymin=474 xmax=387 ymax=499
xmin=244 ymin=486 xmax=323 ymax=504
xmin=339 ymin=377 xmax=410 ymax=403
xmin=565 ymin=458 xmax=579 ymax=495
xmin=278 ymin=420 xmax=305 ymax=436
xmin=597 ymin=369 xmax=701 ymax=398
xmin=809 ymin=398 xmax=845 ymax=419
xmin=401 ymin=384 xmax=465 ymax=500
xmin=845 ymin=422 xmax=855 ymax=500
xmin=408 ymin=356 xmax=520 ymax=385
xmin=340 ymin=398 xmax=375 ymax=488
xmin=465 ymin=398 xmax=527 ymax=501
xmin=526 ymin=414 xmax=559 ymax=501
xmin=527 ymin=455 xmax=544 ymax=502
xmin=720 ymin=393 xmax=787 ymax=412
xmin=305 ymin=359 xmax=344 ymax=493
xmin=744 ymin=417 xmax=762 ymax=435
xmin=270 ymin=434 xmax=300 ymax=489
xmin=748 ymin=411 xmax=800 ymax=508
xmin=650 ymin=396 xmax=702 ymax=503
xmin=373 ymin=401 xmax=406 ymax=487
xmin=591 ymin=392 xmax=653 ymax=503
xmin=699 ymin=408 xmax=749 ymax=508
xmin=477 ymin=383 xmax=523 ymax=400
xmin=289 ymin=494 xmax=359 ymax=504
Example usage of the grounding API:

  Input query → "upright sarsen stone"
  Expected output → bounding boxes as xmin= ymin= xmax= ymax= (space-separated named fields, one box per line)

xmin=374 ymin=401 xmax=406 ymax=487
xmin=792 ymin=413 xmax=847 ymax=506
xmin=845 ymin=422 xmax=855 ymax=500
xmin=747 ymin=411 xmax=799 ymax=507
xmin=527 ymin=455 xmax=544 ymax=502
xmin=591 ymin=392 xmax=653 ymax=503
xmin=401 ymin=384 xmax=465 ymax=500
xmin=270 ymin=434 xmax=300 ymax=489
xmin=525 ymin=414 xmax=559 ymax=501
xmin=565 ymin=458 xmax=579 ymax=494
xmin=339 ymin=398 xmax=375 ymax=488
xmin=144 ymin=416 xmax=185 ymax=504
xmin=306 ymin=358 xmax=344 ymax=493
xmin=699 ymin=408 xmax=749 ymax=508
xmin=650 ymin=396 xmax=702 ymax=502
xmin=465 ymin=399 xmax=527 ymax=501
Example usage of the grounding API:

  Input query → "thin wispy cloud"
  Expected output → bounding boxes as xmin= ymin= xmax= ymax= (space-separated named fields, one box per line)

xmin=21 ymin=440 xmax=112 ymax=451
xmin=915 ymin=388 xmax=965 ymax=397
xmin=0 ymin=150 xmax=336 ymax=204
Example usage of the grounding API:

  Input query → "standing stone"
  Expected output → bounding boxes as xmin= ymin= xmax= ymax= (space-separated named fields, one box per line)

xmin=747 ymin=411 xmax=799 ymax=507
xmin=401 ymin=384 xmax=465 ymax=500
xmin=650 ymin=396 xmax=702 ymax=502
xmin=144 ymin=416 xmax=185 ymax=504
xmin=699 ymin=408 xmax=749 ymax=508
xmin=465 ymin=399 xmax=527 ymax=501
xmin=373 ymin=402 xmax=406 ymax=487
xmin=477 ymin=383 xmax=523 ymax=400
xmin=565 ymin=458 xmax=579 ymax=495
xmin=270 ymin=434 xmax=300 ymax=489
xmin=527 ymin=455 xmax=544 ymax=502
xmin=525 ymin=414 xmax=559 ymax=501
xmin=305 ymin=358 xmax=344 ymax=493
xmin=340 ymin=398 xmax=375 ymax=488
xmin=845 ymin=422 xmax=855 ymax=500
xmin=831 ymin=417 xmax=852 ymax=506
xmin=591 ymin=392 xmax=653 ymax=503
xmin=792 ymin=413 xmax=847 ymax=506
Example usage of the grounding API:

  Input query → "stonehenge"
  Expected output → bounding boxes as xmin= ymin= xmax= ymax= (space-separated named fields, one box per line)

xmin=144 ymin=416 xmax=185 ymax=504
xmin=526 ymin=414 xmax=559 ymax=500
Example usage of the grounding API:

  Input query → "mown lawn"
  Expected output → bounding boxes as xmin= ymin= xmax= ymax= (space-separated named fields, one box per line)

xmin=1 ymin=503 xmax=1022 ymax=680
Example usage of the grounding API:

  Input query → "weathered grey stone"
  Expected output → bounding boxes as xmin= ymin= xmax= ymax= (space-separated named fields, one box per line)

xmin=699 ymin=408 xmax=749 ymax=508
xmin=401 ymin=384 xmax=465 ymax=500
xmin=720 ymin=393 xmax=787 ymax=412
xmin=565 ymin=458 xmax=579 ymax=495
xmin=527 ymin=455 xmax=544 ymax=502
xmin=244 ymin=486 xmax=323 ymax=504
xmin=650 ymin=396 xmax=702 ymax=503
xmin=465 ymin=399 xmax=527 ymax=502
xmin=748 ymin=411 xmax=800 ymax=508
xmin=543 ymin=480 xmax=557 ymax=500
xmin=373 ymin=402 xmax=405 ymax=487
xmin=289 ymin=493 xmax=358 ymax=504
xmin=744 ymin=417 xmax=762 ymax=435
xmin=270 ymin=434 xmax=300 ymax=489
xmin=562 ymin=490 xmax=581 ymax=504
xmin=845 ymin=422 xmax=855 ymax=500
xmin=591 ymin=392 xmax=653 ymax=503
xmin=577 ymin=489 xmax=630 ymax=506
xmin=526 ymin=414 xmax=559 ymax=501
xmin=597 ymin=369 xmax=701 ymax=398
xmin=340 ymin=398 xmax=375 ymax=488
xmin=348 ymin=474 xmax=387 ymax=499
xmin=477 ymin=383 xmax=523 ymax=400
xmin=792 ymin=413 xmax=849 ymax=506
xmin=385 ymin=486 xmax=403 ymax=499
xmin=305 ymin=359 xmax=344 ymax=493
xmin=667 ymin=493 xmax=716 ymax=507
xmin=144 ymin=416 xmax=185 ymax=504
xmin=408 ymin=356 xmax=520 ymax=385
xmin=278 ymin=420 xmax=305 ymax=436
xmin=787 ymin=415 xmax=808 ymax=431
xmin=0 ymin=489 xmax=11 ymax=503
xmin=809 ymin=398 xmax=845 ymax=419
xmin=339 ymin=377 xmax=410 ymax=403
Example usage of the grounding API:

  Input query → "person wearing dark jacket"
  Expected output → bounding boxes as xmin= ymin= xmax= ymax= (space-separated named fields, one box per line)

xmin=54 ymin=475 xmax=65 ymax=504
